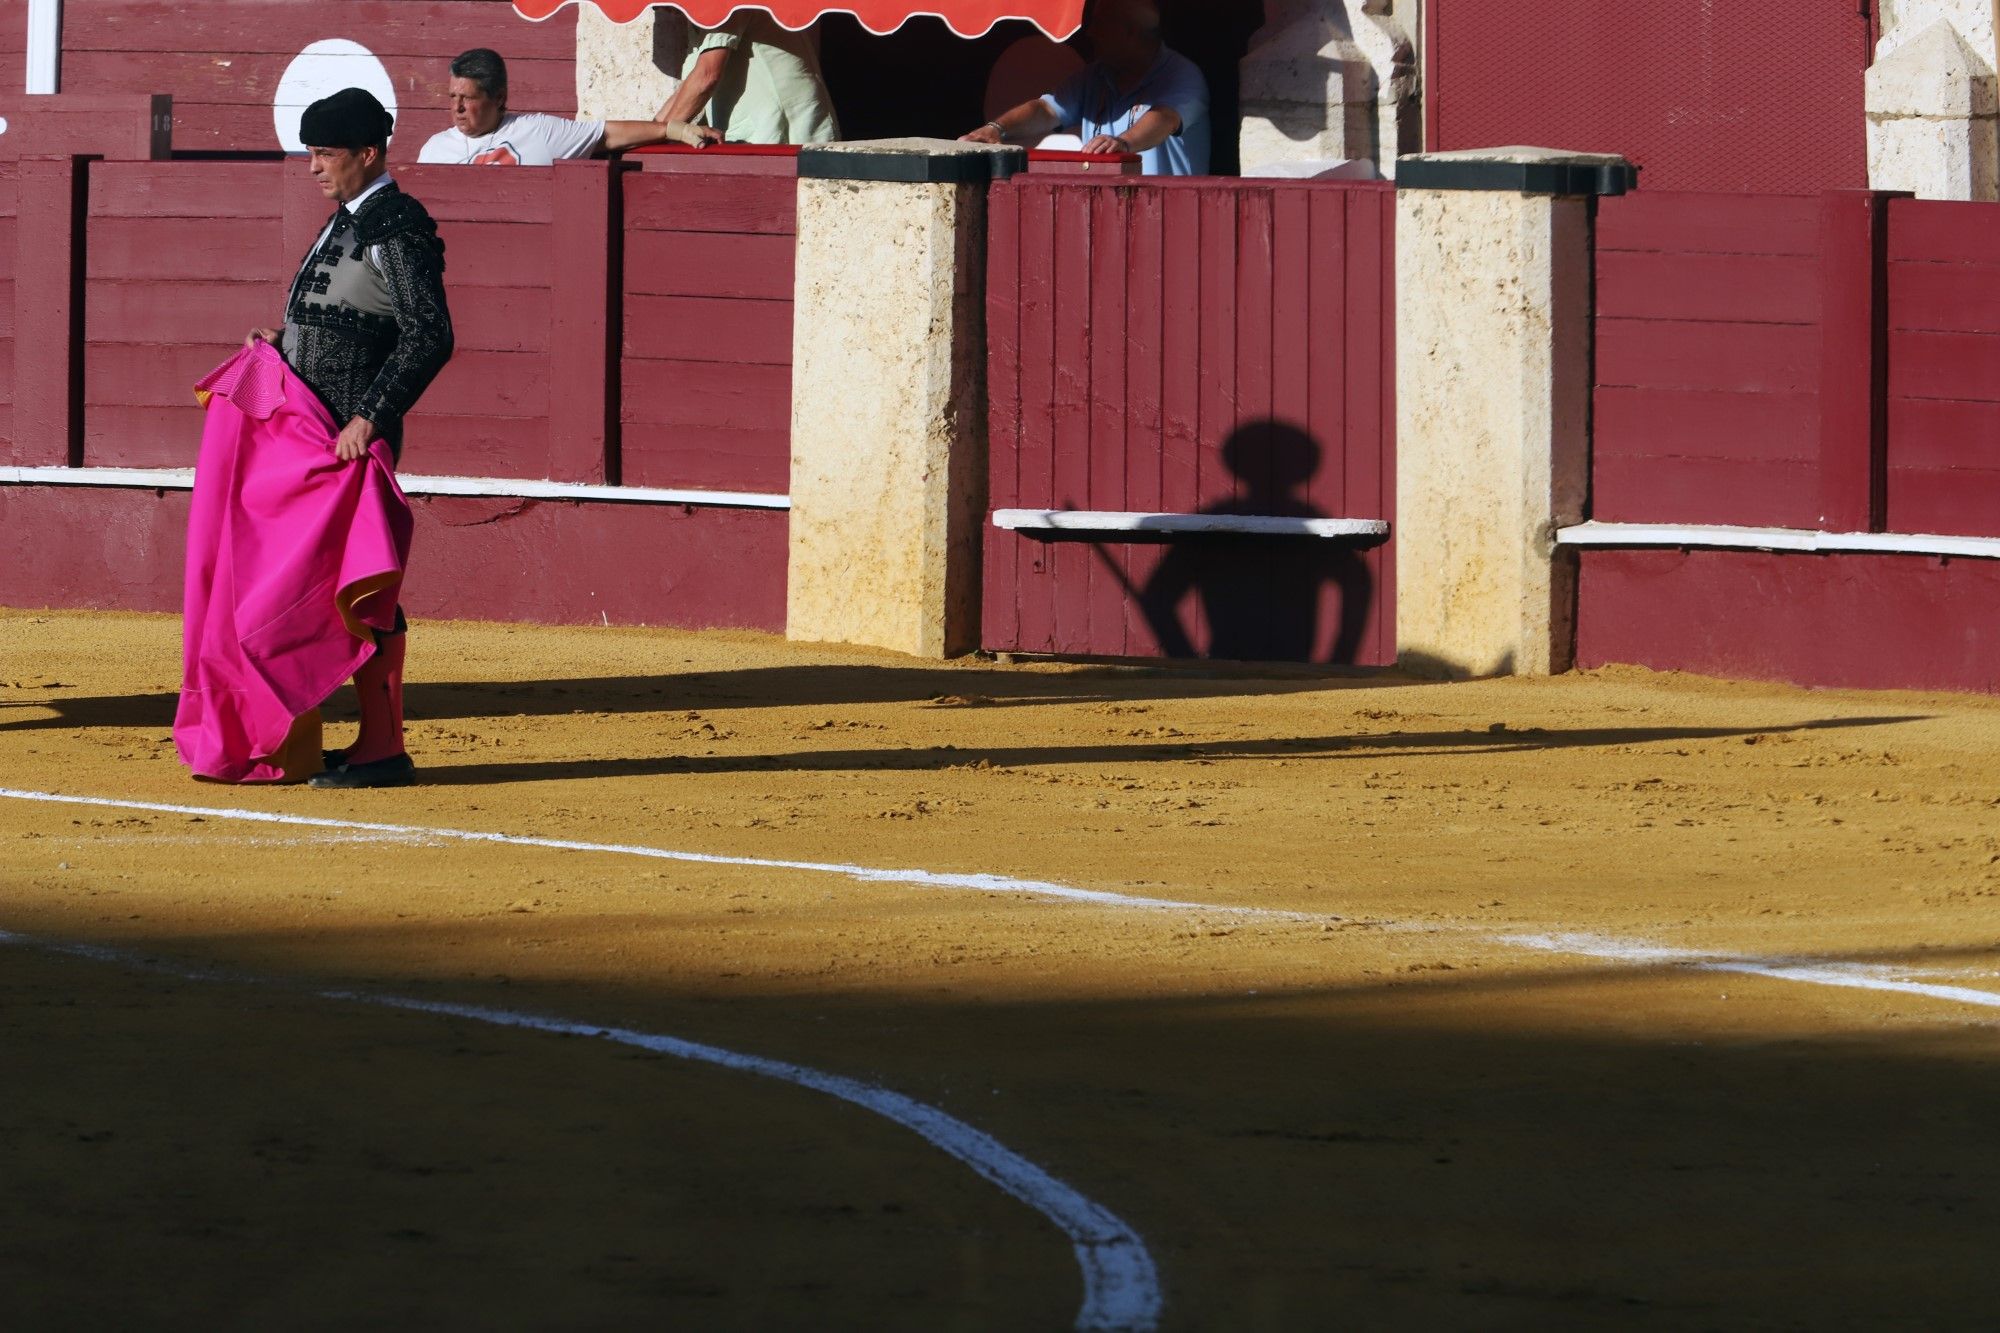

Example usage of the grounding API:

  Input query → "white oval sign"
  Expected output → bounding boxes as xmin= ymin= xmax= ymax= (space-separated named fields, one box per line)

xmin=274 ymin=39 xmax=398 ymax=153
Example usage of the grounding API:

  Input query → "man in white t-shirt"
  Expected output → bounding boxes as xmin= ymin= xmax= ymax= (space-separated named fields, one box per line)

xmin=418 ymin=48 xmax=718 ymax=165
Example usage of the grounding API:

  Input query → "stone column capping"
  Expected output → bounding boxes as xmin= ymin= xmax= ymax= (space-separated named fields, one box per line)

xmin=797 ymin=137 xmax=1027 ymax=183
xmin=1393 ymin=147 xmax=1632 ymax=678
xmin=1866 ymin=19 xmax=1999 ymax=201
xmin=1395 ymin=145 xmax=1638 ymax=196
xmin=786 ymin=137 xmax=1017 ymax=658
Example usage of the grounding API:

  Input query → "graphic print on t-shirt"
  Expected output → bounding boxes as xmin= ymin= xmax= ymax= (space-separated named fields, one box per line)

xmin=470 ymin=144 xmax=521 ymax=166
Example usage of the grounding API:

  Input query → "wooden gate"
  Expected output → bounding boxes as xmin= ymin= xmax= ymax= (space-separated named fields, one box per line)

xmin=983 ymin=176 xmax=1396 ymax=665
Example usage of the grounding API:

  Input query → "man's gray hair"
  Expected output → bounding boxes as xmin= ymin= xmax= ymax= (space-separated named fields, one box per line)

xmin=450 ymin=47 xmax=508 ymax=98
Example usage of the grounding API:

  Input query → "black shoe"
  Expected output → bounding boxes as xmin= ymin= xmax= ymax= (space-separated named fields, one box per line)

xmin=322 ymin=749 xmax=348 ymax=771
xmin=309 ymin=753 xmax=417 ymax=788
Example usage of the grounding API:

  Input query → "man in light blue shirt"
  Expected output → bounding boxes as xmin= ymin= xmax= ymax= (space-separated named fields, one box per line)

xmin=961 ymin=0 xmax=1211 ymax=177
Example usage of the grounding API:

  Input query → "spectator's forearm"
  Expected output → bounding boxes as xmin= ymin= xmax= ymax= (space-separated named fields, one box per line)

xmin=1117 ymin=108 xmax=1182 ymax=155
xmin=601 ymin=119 xmax=687 ymax=152
xmin=995 ymin=100 xmax=1061 ymax=142
xmin=660 ymin=52 xmax=728 ymax=126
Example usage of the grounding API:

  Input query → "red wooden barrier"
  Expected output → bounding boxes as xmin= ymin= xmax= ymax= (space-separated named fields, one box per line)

xmin=1883 ymin=197 xmax=2000 ymax=537
xmin=1576 ymin=547 xmax=2000 ymax=694
xmin=619 ymin=169 xmax=796 ymax=493
xmin=985 ymin=176 xmax=1395 ymax=665
xmin=0 ymin=95 xmax=172 ymax=159
xmin=1592 ymin=191 xmax=1826 ymax=529
xmin=0 ymin=485 xmax=789 ymax=632
xmin=0 ymin=10 xmax=23 ymax=97
xmin=57 ymin=0 xmax=577 ymax=158
xmin=631 ymin=144 xmax=799 ymax=177
xmin=365 ymin=162 xmax=606 ymax=479
xmin=78 ymin=160 xmax=625 ymax=480
xmin=1595 ymin=188 xmax=2000 ymax=540
xmin=82 ymin=159 xmax=286 ymax=468
xmin=0 ymin=161 xmax=15 ymax=455
xmin=1817 ymin=190 xmax=1894 ymax=531
xmin=13 ymin=156 xmax=87 ymax=468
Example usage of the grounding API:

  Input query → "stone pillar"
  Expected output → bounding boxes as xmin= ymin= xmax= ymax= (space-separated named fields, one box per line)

xmin=786 ymin=140 xmax=1022 ymax=658
xmin=1238 ymin=0 xmax=1417 ymax=178
xmin=1393 ymin=147 xmax=1635 ymax=678
xmin=575 ymin=3 xmax=688 ymax=120
xmin=1867 ymin=19 xmax=1998 ymax=201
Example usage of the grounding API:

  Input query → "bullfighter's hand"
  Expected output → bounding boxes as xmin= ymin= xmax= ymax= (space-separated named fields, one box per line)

xmin=335 ymin=416 xmax=379 ymax=463
xmin=246 ymin=327 xmax=282 ymax=349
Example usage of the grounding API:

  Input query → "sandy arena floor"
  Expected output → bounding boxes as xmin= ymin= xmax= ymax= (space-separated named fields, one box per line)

xmin=4 ymin=608 xmax=2000 ymax=1330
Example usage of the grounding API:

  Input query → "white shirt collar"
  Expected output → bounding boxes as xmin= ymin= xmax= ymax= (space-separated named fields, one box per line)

xmin=345 ymin=173 xmax=395 ymax=212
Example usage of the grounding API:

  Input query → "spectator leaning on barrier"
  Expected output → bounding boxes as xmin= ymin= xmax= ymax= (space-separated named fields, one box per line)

xmin=960 ymin=0 xmax=1210 ymax=176
xmin=657 ymin=14 xmax=840 ymax=146
xmin=418 ymin=47 xmax=718 ymax=165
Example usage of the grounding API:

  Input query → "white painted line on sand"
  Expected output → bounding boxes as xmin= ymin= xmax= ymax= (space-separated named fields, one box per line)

xmin=0 ymin=927 xmax=1162 ymax=1333
xmin=1504 ymin=933 xmax=2000 ymax=1012
xmin=8 ymin=788 xmax=1999 ymax=1017
xmin=0 ymin=787 xmax=1269 ymax=916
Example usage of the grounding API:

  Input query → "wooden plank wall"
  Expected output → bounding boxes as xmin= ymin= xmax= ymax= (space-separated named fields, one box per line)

xmin=60 ymin=158 xmax=791 ymax=485
xmin=1593 ymin=191 xmax=1825 ymax=529
xmin=1884 ymin=198 xmax=2000 ymax=537
xmin=80 ymin=161 xmax=578 ymax=477
xmin=0 ymin=162 xmax=14 ymax=451
xmin=59 ymin=0 xmax=578 ymax=157
xmin=985 ymin=177 xmax=1396 ymax=665
xmin=82 ymin=161 xmax=287 ymax=467
xmin=391 ymin=164 xmax=560 ymax=477
xmin=619 ymin=170 xmax=796 ymax=493
xmin=0 ymin=5 xmax=25 ymax=96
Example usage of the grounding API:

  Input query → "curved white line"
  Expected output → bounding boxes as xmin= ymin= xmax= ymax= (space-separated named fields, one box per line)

xmin=0 ymin=927 xmax=1161 ymax=1331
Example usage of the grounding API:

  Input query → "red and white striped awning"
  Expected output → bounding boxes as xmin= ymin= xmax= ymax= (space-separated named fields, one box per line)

xmin=511 ymin=1 xmax=1084 ymax=40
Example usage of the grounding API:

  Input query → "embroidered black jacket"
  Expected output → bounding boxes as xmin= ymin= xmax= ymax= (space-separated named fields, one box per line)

xmin=283 ymin=183 xmax=454 ymax=456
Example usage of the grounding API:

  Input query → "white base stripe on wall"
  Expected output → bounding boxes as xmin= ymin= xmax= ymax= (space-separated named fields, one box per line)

xmin=0 ymin=466 xmax=790 ymax=512
xmin=1557 ymin=520 xmax=2000 ymax=561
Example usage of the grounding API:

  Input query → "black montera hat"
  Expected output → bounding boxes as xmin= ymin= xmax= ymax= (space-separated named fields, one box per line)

xmin=300 ymin=88 xmax=394 ymax=149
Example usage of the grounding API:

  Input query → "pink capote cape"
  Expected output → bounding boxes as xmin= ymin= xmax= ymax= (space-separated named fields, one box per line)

xmin=173 ymin=342 xmax=413 ymax=782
